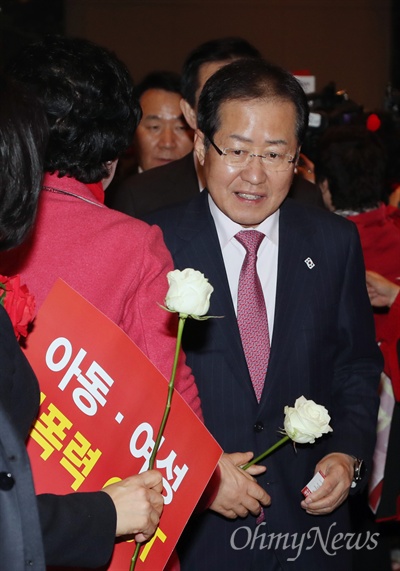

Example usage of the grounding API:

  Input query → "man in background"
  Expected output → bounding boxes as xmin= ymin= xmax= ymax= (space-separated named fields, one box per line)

xmin=132 ymin=71 xmax=193 ymax=172
xmin=105 ymin=70 xmax=193 ymax=203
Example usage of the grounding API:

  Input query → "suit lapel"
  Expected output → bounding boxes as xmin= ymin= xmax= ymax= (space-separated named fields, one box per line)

xmin=174 ymin=191 xmax=257 ymax=401
xmin=259 ymin=199 xmax=318 ymax=406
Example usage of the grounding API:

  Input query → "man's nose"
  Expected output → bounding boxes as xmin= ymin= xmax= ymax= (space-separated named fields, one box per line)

xmin=240 ymin=155 xmax=268 ymax=184
xmin=158 ymin=127 xmax=176 ymax=148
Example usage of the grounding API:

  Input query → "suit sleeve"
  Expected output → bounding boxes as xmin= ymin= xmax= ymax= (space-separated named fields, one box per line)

xmin=38 ymin=491 xmax=116 ymax=568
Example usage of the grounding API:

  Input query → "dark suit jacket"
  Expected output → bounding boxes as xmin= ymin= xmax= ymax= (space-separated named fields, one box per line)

xmin=108 ymin=152 xmax=325 ymax=218
xmin=0 ymin=306 xmax=116 ymax=570
xmin=145 ymin=192 xmax=382 ymax=571
xmin=0 ymin=305 xmax=45 ymax=570
xmin=106 ymin=153 xmax=199 ymax=216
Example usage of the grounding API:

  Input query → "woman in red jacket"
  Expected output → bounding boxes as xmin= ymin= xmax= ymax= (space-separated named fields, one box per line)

xmin=0 ymin=75 xmax=163 ymax=570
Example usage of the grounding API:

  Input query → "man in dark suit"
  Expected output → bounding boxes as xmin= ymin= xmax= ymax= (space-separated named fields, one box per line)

xmin=145 ymin=59 xmax=382 ymax=570
xmin=108 ymin=37 xmax=323 ymax=218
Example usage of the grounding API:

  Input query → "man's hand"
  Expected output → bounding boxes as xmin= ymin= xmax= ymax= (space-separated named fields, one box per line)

xmin=366 ymin=271 xmax=400 ymax=308
xmin=300 ymin=453 xmax=354 ymax=515
xmin=103 ymin=470 xmax=164 ymax=542
xmin=209 ymin=452 xmax=270 ymax=519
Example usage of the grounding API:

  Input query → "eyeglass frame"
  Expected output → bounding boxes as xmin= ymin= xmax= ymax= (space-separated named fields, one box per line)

xmin=206 ymin=136 xmax=299 ymax=172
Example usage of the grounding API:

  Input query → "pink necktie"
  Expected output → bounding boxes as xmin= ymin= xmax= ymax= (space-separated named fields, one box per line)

xmin=236 ymin=230 xmax=270 ymax=403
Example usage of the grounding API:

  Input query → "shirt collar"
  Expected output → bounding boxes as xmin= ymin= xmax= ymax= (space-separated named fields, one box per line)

xmin=208 ymin=192 xmax=279 ymax=250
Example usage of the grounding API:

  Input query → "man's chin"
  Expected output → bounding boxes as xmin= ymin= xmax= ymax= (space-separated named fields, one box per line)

xmin=153 ymin=158 xmax=174 ymax=168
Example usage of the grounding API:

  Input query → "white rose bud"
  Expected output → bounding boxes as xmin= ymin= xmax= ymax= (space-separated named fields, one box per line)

xmin=165 ymin=269 xmax=214 ymax=317
xmin=283 ymin=396 xmax=333 ymax=444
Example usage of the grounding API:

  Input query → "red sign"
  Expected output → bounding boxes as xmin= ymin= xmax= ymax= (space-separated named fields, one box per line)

xmin=24 ymin=279 xmax=221 ymax=570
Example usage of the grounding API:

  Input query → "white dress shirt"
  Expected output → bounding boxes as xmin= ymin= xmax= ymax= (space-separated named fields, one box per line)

xmin=208 ymin=194 xmax=279 ymax=340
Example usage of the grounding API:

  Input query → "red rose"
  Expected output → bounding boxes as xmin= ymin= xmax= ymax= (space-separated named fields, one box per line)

xmin=0 ymin=274 xmax=36 ymax=340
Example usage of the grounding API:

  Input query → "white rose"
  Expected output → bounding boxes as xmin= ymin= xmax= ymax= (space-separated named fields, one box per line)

xmin=165 ymin=269 xmax=214 ymax=317
xmin=283 ymin=396 xmax=333 ymax=444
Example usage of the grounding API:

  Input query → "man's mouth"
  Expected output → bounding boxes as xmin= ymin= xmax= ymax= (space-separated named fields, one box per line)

xmin=236 ymin=192 xmax=264 ymax=201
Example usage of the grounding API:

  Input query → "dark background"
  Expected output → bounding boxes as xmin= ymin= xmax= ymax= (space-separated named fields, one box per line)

xmin=0 ymin=0 xmax=396 ymax=113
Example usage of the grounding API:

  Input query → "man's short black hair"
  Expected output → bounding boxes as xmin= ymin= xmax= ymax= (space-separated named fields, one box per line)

xmin=181 ymin=37 xmax=262 ymax=108
xmin=197 ymin=58 xmax=309 ymax=147
xmin=136 ymin=70 xmax=182 ymax=100
xmin=7 ymin=35 xmax=141 ymax=184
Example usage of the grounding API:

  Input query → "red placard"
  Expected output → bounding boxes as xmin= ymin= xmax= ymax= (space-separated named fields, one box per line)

xmin=24 ymin=279 xmax=222 ymax=570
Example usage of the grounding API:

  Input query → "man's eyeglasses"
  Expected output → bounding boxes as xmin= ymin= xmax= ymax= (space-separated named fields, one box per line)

xmin=207 ymin=137 xmax=297 ymax=172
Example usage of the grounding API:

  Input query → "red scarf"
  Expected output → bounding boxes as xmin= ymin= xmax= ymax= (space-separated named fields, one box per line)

xmin=86 ymin=182 xmax=105 ymax=203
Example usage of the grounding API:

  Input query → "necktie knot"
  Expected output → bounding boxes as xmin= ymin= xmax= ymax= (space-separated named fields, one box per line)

xmin=235 ymin=230 xmax=265 ymax=256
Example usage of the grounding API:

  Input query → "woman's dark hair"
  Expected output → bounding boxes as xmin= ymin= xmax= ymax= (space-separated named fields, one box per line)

xmin=315 ymin=126 xmax=387 ymax=211
xmin=7 ymin=35 xmax=141 ymax=183
xmin=197 ymin=58 xmax=309 ymax=147
xmin=0 ymin=76 xmax=48 ymax=250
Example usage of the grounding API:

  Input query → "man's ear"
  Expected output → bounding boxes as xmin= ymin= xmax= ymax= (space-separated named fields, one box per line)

xmin=194 ymin=130 xmax=206 ymax=166
xmin=180 ymin=98 xmax=197 ymax=130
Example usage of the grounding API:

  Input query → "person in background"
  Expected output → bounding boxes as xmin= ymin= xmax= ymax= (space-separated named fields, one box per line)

xmin=367 ymin=272 xmax=400 ymax=311
xmin=366 ymin=271 xmax=400 ymax=420
xmin=315 ymin=126 xmax=400 ymax=570
xmin=145 ymin=58 xmax=381 ymax=571
xmin=0 ymin=75 xmax=164 ymax=570
xmin=366 ymin=272 xmax=400 ymax=401
xmin=315 ymin=126 xmax=400 ymax=345
xmin=109 ymin=36 xmax=324 ymax=218
xmin=366 ymin=271 xmax=400 ymax=571
xmin=134 ymin=71 xmax=194 ymax=172
xmin=388 ymin=185 xmax=400 ymax=208
xmin=105 ymin=70 xmax=193 ymax=204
